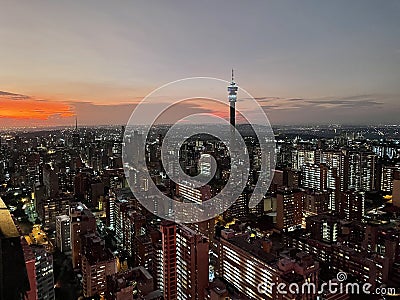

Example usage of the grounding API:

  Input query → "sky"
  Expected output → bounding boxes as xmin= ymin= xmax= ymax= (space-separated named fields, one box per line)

xmin=0 ymin=0 xmax=400 ymax=127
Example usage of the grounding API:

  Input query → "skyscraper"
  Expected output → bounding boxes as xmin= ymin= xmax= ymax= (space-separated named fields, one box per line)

xmin=42 ymin=163 xmax=59 ymax=198
xmin=160 ymin=221 xmax=209 ymax=300
xmin=55 ymin=215 xmax=71 ymax=253
xmin=70 ymin=203 xmax=97 ymax=269
xmin=339 ymin=190 xmax=365 ymax=221
xmin=31 ymin=245 xmax=55 ymax=300
xmin=160 ymin=221 xmax=177 ymax=299
xmin=176 ymin=225 xmax=209 ymax=300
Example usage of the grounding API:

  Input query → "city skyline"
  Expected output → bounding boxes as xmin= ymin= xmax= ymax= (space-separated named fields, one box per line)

xmin=2 ymin=2 xmax=400 ymax=299
xmin=1 ymin=1 xmax=400 ymax=127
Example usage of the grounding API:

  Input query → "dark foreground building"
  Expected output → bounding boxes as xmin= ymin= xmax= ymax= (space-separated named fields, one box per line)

xmin=0 ymin=197 xmax=31 ymax=300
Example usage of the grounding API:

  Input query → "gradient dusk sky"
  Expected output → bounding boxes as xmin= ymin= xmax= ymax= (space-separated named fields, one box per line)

xmin=1 ymin=0 xmax=400 ymax=127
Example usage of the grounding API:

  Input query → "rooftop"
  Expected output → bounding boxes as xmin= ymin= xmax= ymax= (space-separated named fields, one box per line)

xmin=0 ymin=197 xmax=20 ymax=238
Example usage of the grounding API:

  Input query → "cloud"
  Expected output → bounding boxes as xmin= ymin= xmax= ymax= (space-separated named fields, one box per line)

xmin=0 ymin=90 xmax=31 ymax=100
xmin=250 ymin=94 xmax=385 ymax=111
xmin=303 ymin=95 xmax=383 ymax=109
xmin=68 ymin=98 xmax=220 ymax=126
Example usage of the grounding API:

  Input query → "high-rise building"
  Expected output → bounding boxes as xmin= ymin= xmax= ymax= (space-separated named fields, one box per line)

xmin=304 ymin=190 xmax=330 ymax=214
xmin=55 ymin=215 xmax=71 ymax=253
xmin=339 ymin=190 xmax=365 ymax=221
xmin=276 ymin=189 xmax=304 ymax=231
xmin=135 ymin=235 xmax=154 ymax=272
xmin=346 ymin=152 xmax=377 ymax=192
xmin=301 ymin=163 xmax=336 ymax=191
xmin=70 ymin=202 xmax=97 ymax=269
xmin=160 ymin=221 xmax=177 ymax=299
xmin=393 ymin=170 xmax=400 ymax=207
xmin=42 ymin=163 xmax=59 ymax=198
xmin=160 ymin=221 xmax=209 ymax=300
xmin=90 ymin=181 xmax=105 ymax=207
xmin=113 ymin=199 xmax=134 ymax=247
xmin=74 ymin=171 xmax=90 ymax=202
xmin=379 ymin=165 xmax=397 ymax=193
xmin=176 ymin=225 xmax=209 ymax=300
xmin=31 ymin=245 xmax=55 ymax=300
xmin=21 ymin=239 xmax=37 ymax=300
xmin=199 ymin=154 xmax=213 ymax=177
xmin=42 ymin=193 xmax=71 ymax=230
xmin=284 ymin=168 xmax=300 ymax=189
xmin=81 ymin=232 xmax=117 ymax=297
xmin=219 ymin=231 xmax=319 ymax=299
xmin=306 ymin=213 xmax=340 ymax=244
xmin=154 ymin=238 xmax=164 ymax=293
xmin=292 ymin=149 xmax=316 ymax=170
xmin=225 ymin=190 xmax=249 ymax=219
xmin=360 ymin=153 xmax=377 ymax=191
xmin=122 ymin=210 xmax=146 ymax=256
xmin=320 ymin=151 xmax=346 ymax=191
xmin=176 ymin=181 xmax=212 ymax=204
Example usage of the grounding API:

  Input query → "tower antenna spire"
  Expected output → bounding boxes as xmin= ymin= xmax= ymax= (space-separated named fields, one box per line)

xmin=231 ymin=68 xmax=234 ymax=82
xmin=75 ymin=116 xmax=78 ymax=131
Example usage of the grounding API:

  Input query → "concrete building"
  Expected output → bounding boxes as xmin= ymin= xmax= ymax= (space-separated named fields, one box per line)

xmin=22 ymin=239 xmax=37 ymax=300
xmin=393 ymin=170 xmax=400 ymax=207
xmin=346 ymin=152 xmax=377 ymax=192
xmin=160 ymin=221 xmax=177 ymax=299
xmin=276 ymin=189 xmax=304 ymax=231
xmin=306 ymin=213 xmax=340 ymax=244
xmin=292 ymin=149 xmax=316 ymax=170
xmin=55 ymin=215 xmax=70 ymax=253
xmin=160 ymin=221 xmax=209 ymax=300
xmin=301 ymin=163 xmax=335 ymax=191
xmin=219 ymin=231 xmax=319 ymax=299
xmin=304 ymin=190 xmax=330 ymax=214
xmin=81 ymin=232 xmax=117 ymax=297
xmin=42 ymin=163 xmax=59 ymax=198
xmin=105 ymin=267 xmax=158 ymax=300
xmin=339 ymin=190 xmax=365 ymax=221
xmin=176 ymin=225 xmax=209 ymax=300
xmin=176 ymin=181 xmax=212 ymax=204
xmin=31 ymin=245 xmax=54 ymax=300
xmin=41 ymin=193 xmax=71 ymax=230
xmin=70 ymin=202 xmax=96 ymax=269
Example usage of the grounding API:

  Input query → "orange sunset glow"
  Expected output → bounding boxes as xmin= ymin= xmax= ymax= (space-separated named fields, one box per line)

xmin=0 ymin=98 xmax=75 ymax=120
xmin=0 ymin=1 xmax=399 ymax=127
